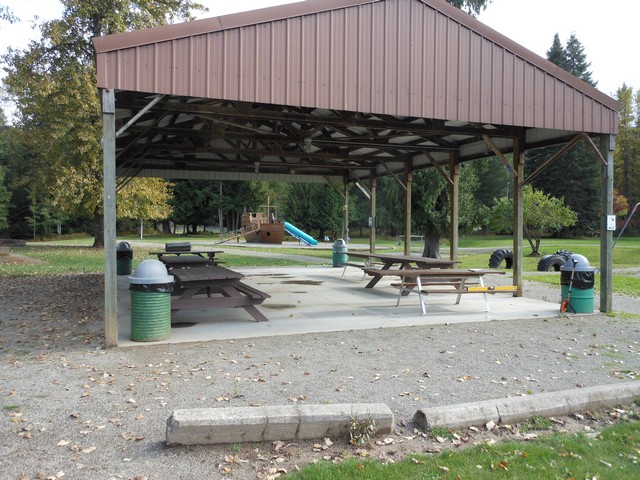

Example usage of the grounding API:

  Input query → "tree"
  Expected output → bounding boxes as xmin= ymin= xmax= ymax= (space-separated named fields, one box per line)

xmin=614 ymin=84 xmax=640 ymax=231
xmin=117 ymin=178 xmax=173 ymax=238
xmin=412 ymin=165 xmax=488 ymax=258
xmin=1 ymin=0 xmax=204 ymax=247
xmin=283 ymin=183 xmax=342 ymax=241
xmin=488 ymin=185 xmax=577 ymax=255
xmin=525 ymin=33 xmax=600 ymax=236
xmin=0 ymin=165 xmax=10 ymax=231
xmin=446 ymin=0 xmax=493 ymax=16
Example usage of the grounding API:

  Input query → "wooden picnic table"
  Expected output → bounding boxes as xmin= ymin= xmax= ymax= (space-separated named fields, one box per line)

xmin=346 ymin=252 xmax=457 ymax=288
xmin=149 ymin=249 xmax=224 ymax=269
xmin=170 ymin=266 xmax=270 ymax=322
xmin=360 ymin=267 xmax=515 ymax=314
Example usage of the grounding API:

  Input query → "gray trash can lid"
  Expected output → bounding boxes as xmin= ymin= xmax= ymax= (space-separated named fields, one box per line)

xmin=560 ymin=254 xmax=593 ymax=272
xmin=333 ymin=238 xmax=346 ymax=246
xmin=129 ymin=259 xmax=173 ymax=284
xmin=116 ymin=241 xmax=132 ymax=251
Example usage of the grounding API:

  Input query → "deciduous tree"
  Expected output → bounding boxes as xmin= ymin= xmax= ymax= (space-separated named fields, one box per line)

xmin=488 ymin=185 xmax=577 ymax=255
xmin=1 ymin=0 xmax=204 ymax=246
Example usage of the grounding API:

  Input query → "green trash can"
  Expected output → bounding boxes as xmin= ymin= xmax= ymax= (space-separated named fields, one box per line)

xmin=332 ymin=239 xmax=348 ymax=268
xmin=128 ymin=260 xmax=174 ymax=342
xmin=116 ymin=241 xmax=133 ymax=275
xmin=560 ymin=254 xmax=595 ymax=313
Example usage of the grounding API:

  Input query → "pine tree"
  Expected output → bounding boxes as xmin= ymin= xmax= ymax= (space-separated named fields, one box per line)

xmin=525 ymin=33 xmax=601 ymax=237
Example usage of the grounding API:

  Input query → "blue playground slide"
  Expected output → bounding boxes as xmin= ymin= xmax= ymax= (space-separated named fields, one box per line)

xmin=284 ymin=222 xmax=318 ymax=246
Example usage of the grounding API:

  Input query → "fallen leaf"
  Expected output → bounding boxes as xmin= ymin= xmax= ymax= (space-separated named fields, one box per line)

xmin=82 ymin=446 xmax=97 ymax=454
xmin=57 ymin=440 xmax=70 ymax=446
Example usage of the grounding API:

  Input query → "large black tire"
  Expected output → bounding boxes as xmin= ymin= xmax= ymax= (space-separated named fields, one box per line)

xmin=488 ymin=248 xmax=513 ymax=269
xmin=537 ymin=254 xmax=567 ymax=272
xmin=554 ymin=249 xmax=573 ymax=261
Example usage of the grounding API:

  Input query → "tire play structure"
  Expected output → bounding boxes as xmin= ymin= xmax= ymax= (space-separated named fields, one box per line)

xmin=537 ymin=250 xmax=573 ymax=272
xmin=488 ymin=248 xmax=513 ymax=269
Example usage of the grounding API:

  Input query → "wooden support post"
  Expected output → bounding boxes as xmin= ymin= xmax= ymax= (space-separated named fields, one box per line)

xmin=342 ymin=179 xmax=349 ymax=242
xmin=403 ymin=164 xmax=413 ymax=256
xmin=512 ymin=134 xmax=525 ymax=297
xmin=370 ymin=174 xmax=377 ymax=253
xmin=102 ymin=88 xmax=118 ymax=348
xmin=449 ymin=152 xmax=460 ymax=262
xmin=600 ymin=135 xmax=614 ymax=312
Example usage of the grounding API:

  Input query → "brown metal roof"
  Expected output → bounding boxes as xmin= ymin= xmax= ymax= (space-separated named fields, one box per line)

xmin=94 ymin=0 xmax=617 ymax=133
xmin=93 ymin=0 xmax=619 ymax=184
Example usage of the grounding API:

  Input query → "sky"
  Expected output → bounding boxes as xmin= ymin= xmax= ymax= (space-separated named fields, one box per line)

xmin=0 ymin=0 xmax=637 ymax=100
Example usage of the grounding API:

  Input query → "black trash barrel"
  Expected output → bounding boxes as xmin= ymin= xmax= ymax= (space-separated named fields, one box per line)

xmin=116 ymin=241 xmax=133 ymax=276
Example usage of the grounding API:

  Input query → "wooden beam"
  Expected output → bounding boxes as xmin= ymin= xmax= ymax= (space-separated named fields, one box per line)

xmin=483 ymin=135 xmax=518 ymax=178
xmin=403 ymin=163 xmax=413 ymax=256
xmin=449 ymin=151 xmax=460 ymax=262
xmin=521 ymin=134 xmax=582 ymax=186
xmin=580 ymin=132 xmax=607 ymax=166
xmin=370 ymin=174 xmax=377 ymax=253
xmin=425 ymin=151 xmax=453 ymax=186
xmin=102 ymin=88 xmax=118 ymax=348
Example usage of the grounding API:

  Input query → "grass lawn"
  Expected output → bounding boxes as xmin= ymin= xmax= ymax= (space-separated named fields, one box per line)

xmin=287 ymin=419 xmax=640 ymax=479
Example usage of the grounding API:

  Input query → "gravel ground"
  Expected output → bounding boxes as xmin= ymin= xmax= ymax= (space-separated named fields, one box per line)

xmin=1 ymin=264 xmax=640 ymax=480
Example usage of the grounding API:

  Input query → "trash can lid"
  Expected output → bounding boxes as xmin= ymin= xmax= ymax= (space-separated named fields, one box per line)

xmin=560 ymin=254 xmax=593 ymax=271
xmin=116 ymin=241 xmax=132 ymax=251
xmin=129 ymin=259 xmax=173 ymax=284
xmin=334 ymin=238 xmax=346 ymax=246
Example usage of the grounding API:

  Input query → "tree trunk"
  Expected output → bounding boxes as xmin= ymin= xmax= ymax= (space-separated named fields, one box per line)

xmin=161 ymin=220 xmax=171 ymax=234
xmin=92 ymin=210 xmax=104 ymax=248
xmin=421 ymin=231 xmax=441 ymax=258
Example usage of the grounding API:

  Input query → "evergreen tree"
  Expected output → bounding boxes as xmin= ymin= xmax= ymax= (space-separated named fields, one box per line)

xmin=525 ymin=33 xmax=600 ymax=236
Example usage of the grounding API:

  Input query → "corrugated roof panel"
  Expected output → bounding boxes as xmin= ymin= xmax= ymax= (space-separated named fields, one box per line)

xmin=223 ymin=30 xmax=240 ymax=100
xmin=286 ymin=17 xmax=302 ymax=106
xmin=456 ymin=25 xmax=470 ymax=121
xmin=316 ymin=12 xmax=331 ymax=107
xmin=240 ymin=25 xmax=257 ymax=100
xmin=156 ymin=42 xmax=173 ymax=93
xmin=301 ymin=15 xmax=318 ymax=106
xmin=370 ymin=2 xmax=385 ymax=114
xmin=479 ymin=38 xmax=493 ymax=123
xmin=396 ymin=0 xmax=411 ymax=114
xmin=256 ymin=23 xmax=273 ymax=103
xmin=512 ymin=56 xmax=525 ymax=126
xmin=444 ymin=20 xmax=460 ymax=120
xmin=343 ymin=7 xmax=359 ymax=111
xmin=208 ymin=32 xmax=224 ymax=98
xmin=467 ymin=30 xmax=482 ymax=122
xmin=384 ymin=0 xmax=399 ymax=114
xmin=271 ymin=21 xmax=287 ymax=105
xmin=422 ymin=6 xmax=436 ymax=116
xmin=433 ymin=12 xmax=447 ymax=119
xmin=329 ymin=9 xmax=346 ymax=108
xmin=116 ymin=48 xmax=137 ymax=92
xmin=189 ymin=37 xmax=205 ymax=97
xmin=499 ymin=52 xmax=511 ymax=125
xmin=491 ymin=47 xmax=504 ymax=126
xmin=173 ymin=38 xmax=192 ymax=96
xmin=408 ymin=6 xmax=424 ymax=117
xmin=356 ymin=5 xmax=372 ymax=112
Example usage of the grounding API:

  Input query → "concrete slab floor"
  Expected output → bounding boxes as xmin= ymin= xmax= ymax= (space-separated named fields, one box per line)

xmin=117 ymin=266 xmax=562 ymax=347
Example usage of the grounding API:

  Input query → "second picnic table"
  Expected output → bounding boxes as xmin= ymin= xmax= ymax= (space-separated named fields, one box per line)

xmin=345 ymin=251 xmax=457 ymax=288
xmin=149 ymin=249 xmax=224 ymax=269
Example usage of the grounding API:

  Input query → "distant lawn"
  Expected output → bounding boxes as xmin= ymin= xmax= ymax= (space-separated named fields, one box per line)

xmin=2 ymin=236 xmax=639 ymax=298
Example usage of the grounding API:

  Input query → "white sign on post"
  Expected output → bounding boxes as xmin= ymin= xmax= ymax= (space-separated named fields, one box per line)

xmin=607 ymin=215 xmax=616 ymax=231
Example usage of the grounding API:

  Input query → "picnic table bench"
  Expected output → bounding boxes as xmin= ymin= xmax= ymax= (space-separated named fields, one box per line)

xmin=170 ymin=266 xmax=270 ymax=322
xmin=361 ymin=267 xmax=517 ymax=314
xmin=150 ymin=249 xmax=224 ymax=269
xmin=344 ymin=252 xmax=457 ymax=288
